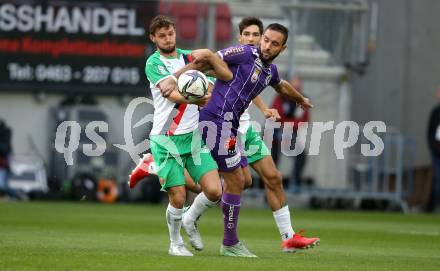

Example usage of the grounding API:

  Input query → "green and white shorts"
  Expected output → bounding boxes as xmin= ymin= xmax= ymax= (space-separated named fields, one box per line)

xmin=242 ymin=126 xmax=271 ymax=164
xmin=150 ymin=131 xmax=218 ymax=191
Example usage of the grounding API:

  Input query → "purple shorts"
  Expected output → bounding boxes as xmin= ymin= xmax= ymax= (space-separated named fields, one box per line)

xmin=199 ymin=111 xmax=247 ymax=172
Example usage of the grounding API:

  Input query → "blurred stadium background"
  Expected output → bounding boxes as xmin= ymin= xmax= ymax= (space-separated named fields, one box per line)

xmin=1 ymin=0 xmax=439 ymax=210
xmin=0 ymin=0 xmax=440 ymax=269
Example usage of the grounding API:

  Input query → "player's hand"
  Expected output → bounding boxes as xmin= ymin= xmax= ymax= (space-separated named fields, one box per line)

xmin=193 ymin=61 xmax=213 ymax=74
xmin=299 ymin=97 xmax=313 ymax=109
xmin=191 ymin=49 xmax=212 ymax=64
xmin=263 ymin=108 xmax=281 ymax=120
xmin=158 ymin=77 xmax=177 ymax=97
xmin=191 ymin=93 xmax=211 ymax=107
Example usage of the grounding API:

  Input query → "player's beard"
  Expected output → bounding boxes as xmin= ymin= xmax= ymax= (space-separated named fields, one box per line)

xmin=158 ymin=44 xmax=176 ymax=54
xmin=261 ymin=50 xmax=281 ymax=63
xmin=259 ymin=47 xmax=281 ymax=63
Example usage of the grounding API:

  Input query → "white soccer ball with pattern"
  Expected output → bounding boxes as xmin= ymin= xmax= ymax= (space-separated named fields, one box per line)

xmin=177 ymin=70 xmax=208 ymax=101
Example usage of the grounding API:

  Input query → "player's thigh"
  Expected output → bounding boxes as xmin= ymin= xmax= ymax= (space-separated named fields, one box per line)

xmin=150 ymin=141 xmax=186 ymax=191
xmin=198 ymin=169 xmax=222 ymax=200
xmin=185 ymin=149 xmax=218 ymax=184
xmin=186 ymin=151 xmax=221 ymax=199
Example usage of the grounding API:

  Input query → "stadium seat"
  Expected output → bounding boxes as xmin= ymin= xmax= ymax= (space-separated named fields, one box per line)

xmin=169 ymin=2 xmax=199 ymax=41
xmin=215 ymin=4 xmax=232 ymax=43
xmin=157 ymin=1 xmax=231 ymax=43
xmin=198 ymin=3 xmax=232 ymax=43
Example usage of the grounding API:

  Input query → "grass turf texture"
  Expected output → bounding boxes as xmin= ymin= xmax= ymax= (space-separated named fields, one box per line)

xmin=0 ymin=201 xmax=439 ymax=271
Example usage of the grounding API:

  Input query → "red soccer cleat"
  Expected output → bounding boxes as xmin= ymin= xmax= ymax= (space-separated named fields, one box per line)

xmin=282 ymin=231 xmax=320 ymax=252
xmin=128 ymin=153 xmax=155 ymax=189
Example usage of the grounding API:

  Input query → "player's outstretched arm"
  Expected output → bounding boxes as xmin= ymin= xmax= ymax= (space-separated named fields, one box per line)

xmin=253 ymin=96 xmax=280 ymax=120
xmin=191 ymin=49 xmax=233 ymax=81
xmin=273 ymin=79 xmax=313 ymax=109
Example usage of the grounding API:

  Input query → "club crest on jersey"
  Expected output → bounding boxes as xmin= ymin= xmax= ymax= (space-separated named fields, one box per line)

xmin=251 ymin=68 xmax=261 ymax=83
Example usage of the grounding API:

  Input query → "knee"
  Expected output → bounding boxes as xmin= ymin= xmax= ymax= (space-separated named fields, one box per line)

xmin=168 ymin=189 xmax=186 ymax=208
xmin=204 ymin=185 xmax=222 ymax=202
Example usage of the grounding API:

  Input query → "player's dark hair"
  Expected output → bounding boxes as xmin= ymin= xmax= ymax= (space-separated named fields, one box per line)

xmin=238 ymin=17 xmax=263 ymax=35
xmin=149 ymin=15 xmax=175 ymax=35
xmin=265 ymin=23 xmax=289 ymax=45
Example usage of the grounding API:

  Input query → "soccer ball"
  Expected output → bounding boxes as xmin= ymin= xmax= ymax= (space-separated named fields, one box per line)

xmin=177 ymin=70 xmax=208 ymax=101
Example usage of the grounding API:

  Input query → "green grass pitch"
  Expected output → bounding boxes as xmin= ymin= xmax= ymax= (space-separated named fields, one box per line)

xmin=1 ymin=201 xmax=439 ymax=271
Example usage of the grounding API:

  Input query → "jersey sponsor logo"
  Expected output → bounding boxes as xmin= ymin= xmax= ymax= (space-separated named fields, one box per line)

xmin=223 ymin=46 xmax=245 ymax=56
xmin=225 ymin=152 xmax=241 ymax=168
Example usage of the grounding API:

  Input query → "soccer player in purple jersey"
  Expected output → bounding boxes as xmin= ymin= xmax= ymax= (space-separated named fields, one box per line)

xmin=156 ymin=21 xmax=315 ymax=257
xmin=191 ymin=23 xmax=313 ymax=257
xmin=235 ymin=17 xmax=320 ymax=253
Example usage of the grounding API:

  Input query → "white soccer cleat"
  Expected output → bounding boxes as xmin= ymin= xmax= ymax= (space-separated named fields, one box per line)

xmin=168 ymin=243 xmax=194 ymax=256
xmin=182 ymin=212 xmax=204 ymax=251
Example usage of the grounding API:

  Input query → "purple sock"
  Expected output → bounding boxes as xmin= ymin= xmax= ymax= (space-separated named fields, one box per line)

xmin=221 ymin=193 xmax=241 ymax=246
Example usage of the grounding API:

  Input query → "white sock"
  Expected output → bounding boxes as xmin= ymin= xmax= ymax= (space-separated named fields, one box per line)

xmin=166 ymin=204 xmax=184 ymax=245
xmin=183 ymin=192 xmax=217 ymax=225
xmin=273 ymin=205 xmax=295 ymax=241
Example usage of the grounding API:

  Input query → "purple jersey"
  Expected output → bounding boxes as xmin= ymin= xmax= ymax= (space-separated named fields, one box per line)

xmin=201 ymin=44 xmax=281 ymax=128
xmin=198 ymin=44 xmax=280 ymax=172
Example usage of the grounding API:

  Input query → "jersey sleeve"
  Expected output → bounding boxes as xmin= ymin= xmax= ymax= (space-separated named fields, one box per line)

xmin=145 ymin=55 xmax=172 ymax=86
xmin=217 ymin=45 xmax=251 ymax=65
xmin=269 ymin=65 xmax=281 ymax=87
